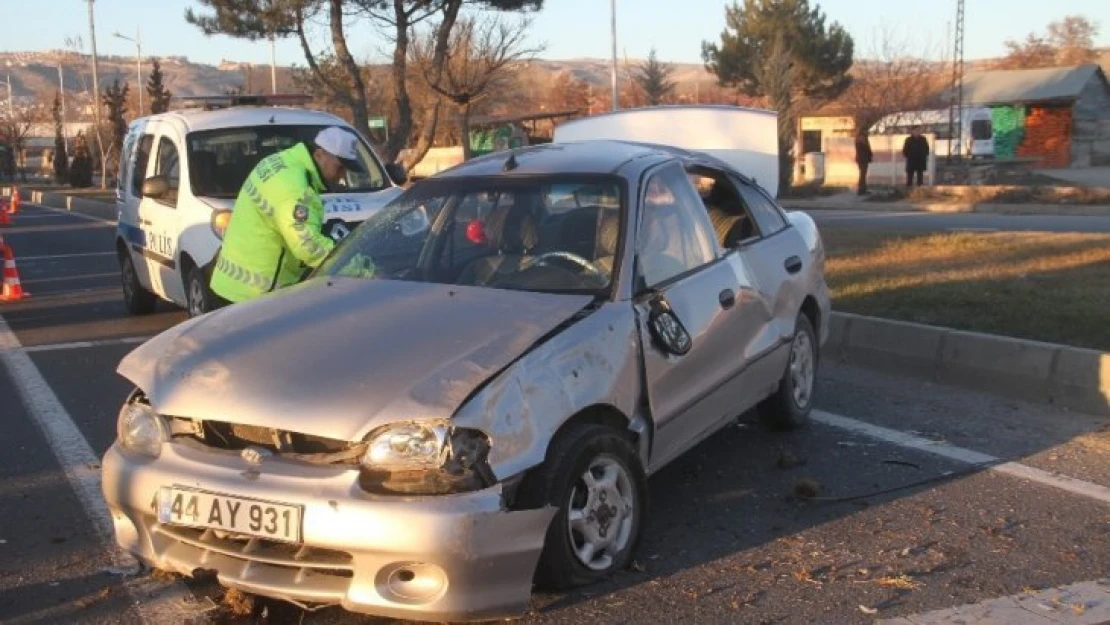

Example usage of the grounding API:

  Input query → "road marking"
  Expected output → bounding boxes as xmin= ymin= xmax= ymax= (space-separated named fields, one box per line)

xmin=878 ymin=577 xmax=1110 ymax=624
xmin=23 ymin=336 xmax=152 ymax=353
xmin=21 ymin=272 xmax=119 ymax=284
xmin=18 ymin=252 xmax=117 ymax=261
xmin=0 ymin=313 xmax=197 ymax=623
xmin=813 ymin=410 xmax=1110 ymax=506
xmin=26 ymin=203 xmax=117 ymax=225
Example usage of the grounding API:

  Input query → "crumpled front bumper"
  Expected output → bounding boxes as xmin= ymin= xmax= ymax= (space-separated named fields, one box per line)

xmin=101 ymin=441 xmax=555 ymax=622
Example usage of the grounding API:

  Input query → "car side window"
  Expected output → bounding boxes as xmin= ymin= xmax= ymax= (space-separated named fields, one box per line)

xmin=154 ymin=137 xmax=180 ymax=207
xmin=637 ymin=164 xmax=717 ymax=290
xmin=130 ymin=135 xmax=154 ymax=198
xmin=735 ymin=180 xmax=787 ymax=236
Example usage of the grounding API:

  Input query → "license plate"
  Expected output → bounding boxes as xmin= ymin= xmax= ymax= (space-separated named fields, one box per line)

xmin=157 ymin=486 xmax=303 ymax=543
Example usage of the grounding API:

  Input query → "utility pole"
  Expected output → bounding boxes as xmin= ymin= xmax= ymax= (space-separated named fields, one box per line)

xmin=5 ymin=73 xmax=12 ymax=120
xmin=114 ymin=26 xmax=143 ymax=116
xmin=948 ymin=0 xmax=965 ymax=168
xmin=87 ymin=0 xmax=105 ymax=189
xmin=269 ymin=35 xmax=277 ymax=94
xmin=610 ymin=0 xmax=618 ymax=111
xmin=58 ymin=63 xmax=69 ymax=155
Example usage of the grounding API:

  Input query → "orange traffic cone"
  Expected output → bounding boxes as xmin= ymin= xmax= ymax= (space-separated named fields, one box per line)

xmin=10 ymin=187 xmax=19 ymax=215
xmin=0 ymin=198 xmax=9 ymax=225
xmin=0 ymin=236 xmax=28 ymax=301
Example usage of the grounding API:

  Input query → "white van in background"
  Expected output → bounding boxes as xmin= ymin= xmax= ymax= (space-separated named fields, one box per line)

xmin=115 ymin=94 xmax=407 ymax=318
xmin=872 ymin=106 xmax=994 ymax=159
xmin=553 ymin=105 xmax=781 ymax=198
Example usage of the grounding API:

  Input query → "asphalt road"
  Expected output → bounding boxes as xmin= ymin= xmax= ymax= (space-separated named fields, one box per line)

xmin=1 ymin=203 xmax=1108 ymax=625
xmin=805 ymin=209 xmax=1110 ymax=233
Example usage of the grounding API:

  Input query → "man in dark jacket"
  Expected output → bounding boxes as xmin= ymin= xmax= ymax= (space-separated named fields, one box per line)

xmin=854 ymin=129 xmax=873 ymax=195
xmin=902 ymin=126 xmax=930 ymax=187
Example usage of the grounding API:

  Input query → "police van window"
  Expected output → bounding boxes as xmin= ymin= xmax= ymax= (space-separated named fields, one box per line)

xmin=131 ymin=135 xmax=154 ymax=198
xmin=155 ymin=137 xmax=180 ymax=207
xmin=734 ymin=180 xmax=787 ymax=236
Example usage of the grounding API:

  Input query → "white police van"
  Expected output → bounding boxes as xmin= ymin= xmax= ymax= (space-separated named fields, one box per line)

xmin=115 ymin=94 xmax=407 ymax=317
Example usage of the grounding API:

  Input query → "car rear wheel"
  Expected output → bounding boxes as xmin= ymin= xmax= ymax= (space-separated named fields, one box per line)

xmin=119 ymin=248 xmax=156 ymax=316
xmin=526 ymin=424 xmax=647 ymax=590
xmin=759 ymin=312 xmax=817 ymax=430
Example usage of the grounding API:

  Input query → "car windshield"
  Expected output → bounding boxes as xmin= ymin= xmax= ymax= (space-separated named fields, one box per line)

xmin=317 ymin=175 xmax=625 ymax=296
xmin=186 ymin=124 xmax=388 ymax=198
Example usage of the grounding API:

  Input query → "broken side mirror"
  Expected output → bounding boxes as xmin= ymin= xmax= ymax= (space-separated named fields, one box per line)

xmin=142 ymin=175 xmax=169 ymax=198
xmin=647 ymin=295 xmax=692 ymax=356
xmin=385 ymin=163 xmax=408 ymax=185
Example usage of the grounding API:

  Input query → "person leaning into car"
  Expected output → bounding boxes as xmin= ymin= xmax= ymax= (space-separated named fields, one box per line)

xmin=209 ymin=127 xmax=364 ymax=306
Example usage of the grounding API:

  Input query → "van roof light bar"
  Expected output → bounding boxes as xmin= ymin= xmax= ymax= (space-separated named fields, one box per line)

xmin=180 ymin=94 xmax=314 ymax=110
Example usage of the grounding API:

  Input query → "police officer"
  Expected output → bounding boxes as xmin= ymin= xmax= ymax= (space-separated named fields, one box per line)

xmin=209 ymin=127 xmax=364 ymax=306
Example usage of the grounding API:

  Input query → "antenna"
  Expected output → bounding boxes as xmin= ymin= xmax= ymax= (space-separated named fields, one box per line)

xmin=503 ymin=152 xmax=519 ymax=171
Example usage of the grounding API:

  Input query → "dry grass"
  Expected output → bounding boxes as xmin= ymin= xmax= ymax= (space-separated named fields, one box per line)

xmin=822 ymin=228 xmax=1110 ymax=351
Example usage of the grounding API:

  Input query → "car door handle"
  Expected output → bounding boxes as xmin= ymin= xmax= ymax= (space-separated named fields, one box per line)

xmin=784 ymin=256 xmax=803 ymax=274
xmin=719 ymin=288 xmax=736 ymax=309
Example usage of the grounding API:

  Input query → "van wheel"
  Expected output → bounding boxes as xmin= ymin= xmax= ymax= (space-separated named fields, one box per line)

xmin=759 ymin=313 xmax=817 ymax=430
xmin=185 ymin=267 xmax=213 ymax=318
xmin=119 ymin=248 xmax=156 ymax=316
xmin=526 ymin=424 xmax=647 ymax=590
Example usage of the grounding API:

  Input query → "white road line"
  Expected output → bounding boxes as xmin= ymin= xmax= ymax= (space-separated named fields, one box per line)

xmin=0 ymin=313 xmax=196 ymax=623
xmin=24 ymin=203 xmax=117 ymax=225
xmin=813 ymin=410 xmax=1110 ymax=506
xmin=17 ymin=252 xmax=116 ymax=261
xmin=23 ymin=336 xmax=152 ymax=353
xmin=878 ymin=577 xmax=1110 ymax=624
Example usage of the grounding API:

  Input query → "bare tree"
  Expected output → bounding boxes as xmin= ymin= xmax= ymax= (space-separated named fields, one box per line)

xmin=838 ymin=27 xmax=948 ymax=133
xmin=411 ymin=14 xmax=543 ymax=160
xmin=997 ymin=15 xmax=1100 ymax=69
xmin=0 ymin=105 xmax=48 ymax=182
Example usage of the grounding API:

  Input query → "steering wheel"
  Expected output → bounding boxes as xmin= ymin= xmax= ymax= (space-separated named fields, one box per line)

xmin=523 ymin=251 xmax=606 ymax=281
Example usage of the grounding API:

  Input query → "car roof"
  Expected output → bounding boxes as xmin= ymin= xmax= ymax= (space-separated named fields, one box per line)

xmin=432 ymin=140 xmax=675 ymax=178
xmin=136 ymin=106 xmax=352 ymax=134
xmin=430 ymin=139 xmax=758 ymax=186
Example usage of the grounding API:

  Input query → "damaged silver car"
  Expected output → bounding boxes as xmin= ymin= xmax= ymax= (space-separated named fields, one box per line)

xmin=101 ymin=140 xmax=830 ymax=622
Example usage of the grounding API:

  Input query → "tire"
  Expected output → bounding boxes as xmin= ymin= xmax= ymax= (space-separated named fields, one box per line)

xmin=759 ymin=313 xmax=818 ymax=430
xmin=119 ymin=247 xmax=156 ymax=316
xmin=524 ymin=424 xmax=648 ymax=591
xmin=185 ymin=265 xmax=213 ymax=318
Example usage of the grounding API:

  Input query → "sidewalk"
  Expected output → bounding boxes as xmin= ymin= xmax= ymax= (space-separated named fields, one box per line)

xmin=781 ymin=191 xmax=1110 ymax=217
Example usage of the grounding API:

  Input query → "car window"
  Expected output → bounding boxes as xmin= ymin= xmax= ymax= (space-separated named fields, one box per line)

xmin=734 ymin=180 xmax=787 ymax=236
xmin=131 ymin=134 xmax=154 ymax=198
xmin=318 ymin=175 xmax=626 ymax=296
xmin=186 ymin=125 xmax=387 ymax=198
xmin=637 ymin=165 xmax=717 ymax=290
xmin=155 ymin=137 xmax=180 ymax=207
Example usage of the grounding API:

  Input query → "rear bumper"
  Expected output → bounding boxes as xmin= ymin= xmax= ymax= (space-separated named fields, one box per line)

xmin=101 ymin=441 xmax=555 ymax=622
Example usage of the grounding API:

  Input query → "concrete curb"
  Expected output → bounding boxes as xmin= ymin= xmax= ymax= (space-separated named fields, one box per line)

xmin=782 ymin=199 xmax=1110 ymax=217
xmin=826 ymin=312 xmax=1110 ymax=417
xmin=3 ymin=187 xmax=117 ymax=222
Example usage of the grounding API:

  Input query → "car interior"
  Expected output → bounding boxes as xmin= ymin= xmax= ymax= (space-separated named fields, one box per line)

xmin=686 ymin=169 xmax=760 ymax=250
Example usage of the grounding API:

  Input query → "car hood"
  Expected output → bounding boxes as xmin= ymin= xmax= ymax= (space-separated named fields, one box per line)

xmin=118 ymin=278 xmax=593 ymax=442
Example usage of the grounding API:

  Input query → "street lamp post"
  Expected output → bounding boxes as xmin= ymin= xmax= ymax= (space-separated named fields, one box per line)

xmin=113 ymin=26 xmax=143 ymax=116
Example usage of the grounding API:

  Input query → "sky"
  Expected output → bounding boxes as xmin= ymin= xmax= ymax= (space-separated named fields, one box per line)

xmin=1 ymin=0 xmax=1108 ymax=68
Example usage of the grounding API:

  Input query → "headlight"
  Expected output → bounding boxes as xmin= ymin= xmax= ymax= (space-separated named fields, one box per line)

xmin=211 ymin=209 xmax=232 ymax=239
xmin=117 ymin=399 xmax=170 ymax=458
xmin=359 ymin=421 xmax=493 ymax=495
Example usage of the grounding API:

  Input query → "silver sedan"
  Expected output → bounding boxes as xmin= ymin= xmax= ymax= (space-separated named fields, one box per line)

xmin=101 ymin=140 xmax=830 ymax=622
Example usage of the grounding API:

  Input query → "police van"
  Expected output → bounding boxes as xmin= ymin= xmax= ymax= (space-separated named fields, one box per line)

xmin=114 ymin=94 xmax=407 ymax=317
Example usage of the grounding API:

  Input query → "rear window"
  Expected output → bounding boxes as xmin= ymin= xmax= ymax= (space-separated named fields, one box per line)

xmin=971 ymin=119 xmax=992 ymax=141
xmin=186 ymin=125 xmax=387 ymax=198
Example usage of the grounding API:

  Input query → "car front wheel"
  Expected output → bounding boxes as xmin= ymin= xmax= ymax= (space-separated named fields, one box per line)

xmin=119 ymin=248 xmax=156 ymax=316
xmin=760 ymin=312 xmax=817 ymax=430
xmin=527 ymin=424 xmax=648 ymax=590
xmin=185 ymin=266 xmax=213 ymax=318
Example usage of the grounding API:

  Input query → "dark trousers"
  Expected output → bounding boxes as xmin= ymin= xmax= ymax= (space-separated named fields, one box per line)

xmin=857 ymin=163 xmax=869 ymax=194
xmin=906 ymin=168 xmax=924 ymax=187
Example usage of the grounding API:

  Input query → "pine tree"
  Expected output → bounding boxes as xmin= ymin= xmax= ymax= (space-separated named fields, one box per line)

xmin=102 ymin=80 xmax=130 ymax=181
xmin=52 ymin=92 xmax=68 ymax=184
xmin=634 ymin=48 xmax=676 ymax=106
xmin=702 ymin=0 xmax=854 ymax=191
xmin=146 ymin=58 xmax=173 ymax=113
